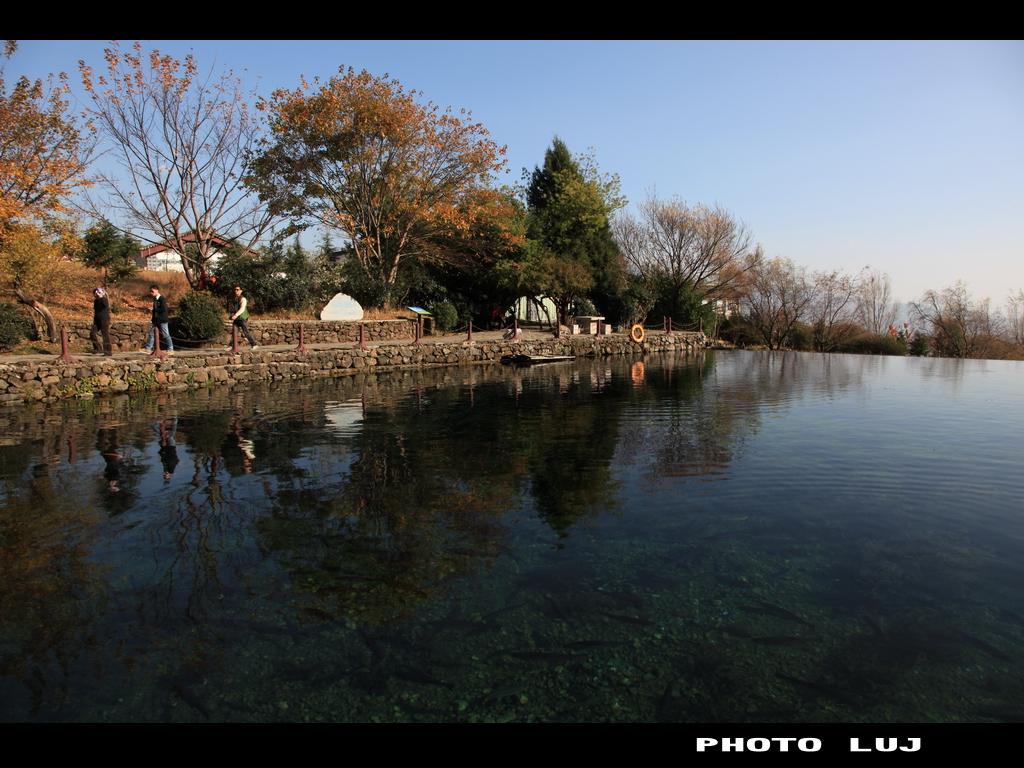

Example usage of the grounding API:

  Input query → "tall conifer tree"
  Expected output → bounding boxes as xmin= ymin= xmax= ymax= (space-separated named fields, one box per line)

xmin=525 ymin=137 xmax=626 ymax=324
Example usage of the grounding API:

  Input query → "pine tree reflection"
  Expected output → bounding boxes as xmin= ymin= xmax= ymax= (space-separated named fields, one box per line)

xmin=0 ymin=357 xmax=792 ymax=710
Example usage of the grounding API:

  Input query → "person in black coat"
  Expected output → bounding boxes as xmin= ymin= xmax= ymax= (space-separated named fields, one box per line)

xmin=90 ymin=287 xmax=113 ymax=355
xmin=143 ymin=284 xmax=173 ymax=353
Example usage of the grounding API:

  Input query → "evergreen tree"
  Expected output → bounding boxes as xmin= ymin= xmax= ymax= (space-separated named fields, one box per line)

xmin=524 ymin=137 xmax=626 ymax=324
xmin=316 ymin=230 xmax=334 ymax=259
xmin=80 ymin=219 xmax=139 ymax=284
xmin=288 ymin=234 xmax=305 ymax=261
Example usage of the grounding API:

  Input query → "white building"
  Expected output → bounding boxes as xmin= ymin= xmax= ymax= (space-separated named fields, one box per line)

xmin=135 ymin=233 xmax=251 ymax=272
xmin=701 ymin=296 xmax=742 ymax=319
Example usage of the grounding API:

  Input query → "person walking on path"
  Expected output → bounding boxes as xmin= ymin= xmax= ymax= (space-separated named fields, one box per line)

xmin=142 ymin=284 xmax=173 ymax=353
xmin=90 ymin=287 xmax=113 ymax=355
xmin=228 ymin=285 xmax=258 ymax=350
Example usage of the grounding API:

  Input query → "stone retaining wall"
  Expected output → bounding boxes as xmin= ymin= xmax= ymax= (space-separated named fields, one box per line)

xmin=61 ymin=319 xmax=415 ymax=351
xmin=0 ymin=332 xmax=705 ymax=406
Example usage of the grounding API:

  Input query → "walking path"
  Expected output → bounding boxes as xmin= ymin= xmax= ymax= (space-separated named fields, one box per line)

xmin=2 ymin=329 xmax=668 ymax=364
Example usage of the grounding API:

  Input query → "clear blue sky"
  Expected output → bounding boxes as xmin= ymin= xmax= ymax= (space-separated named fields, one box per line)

xmin=13 ymin=40 xmax=1024 ymax=308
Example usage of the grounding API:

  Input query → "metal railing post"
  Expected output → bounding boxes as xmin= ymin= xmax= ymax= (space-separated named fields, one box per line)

xmin=56 ymin=326 xmax=78 ymax=364
xmin=231 ymin=324 xmax=239 ymax=354
xmin=296 ymin=324 xmax=308 ymax=354
xmin=152 ymin=324 xmax=167 ymax=360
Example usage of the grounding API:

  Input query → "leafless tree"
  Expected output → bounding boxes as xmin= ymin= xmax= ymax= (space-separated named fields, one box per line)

xmin=1006 ymin=289 xmax=1024 ymax=347
xmin=78 ymin=43 xmax=279 ymax=287
xmin=613 ymin=196 xmax=760 ymax=308
xmin=808 ymin=269 xmax=860 ymax=351
xmin=742 ymin=257 xmax=816 ymax=350
xmin=855 ymin=269 xmax=898 ymax=335
xmin=910 ymin=281 xmax=1006 ymax=358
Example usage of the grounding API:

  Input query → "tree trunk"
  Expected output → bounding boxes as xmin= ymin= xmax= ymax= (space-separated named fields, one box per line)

xmin=13 ymin=285 xmax=58 ymax=343
xmin=380 ymin=279 xmax=395 ymax=313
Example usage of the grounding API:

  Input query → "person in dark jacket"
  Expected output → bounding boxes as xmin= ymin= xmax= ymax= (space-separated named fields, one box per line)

xmin=90 ymin=287 xmax=113 ymax=355
xmin=142 ymin=284 xmax=173 ymax=353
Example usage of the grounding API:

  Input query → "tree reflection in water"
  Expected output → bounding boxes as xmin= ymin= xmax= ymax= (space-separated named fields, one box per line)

xmin=10 ymin=351 xmax=1014 ymax=724
xmin=0 ymin=353 xmax=778 ymax=717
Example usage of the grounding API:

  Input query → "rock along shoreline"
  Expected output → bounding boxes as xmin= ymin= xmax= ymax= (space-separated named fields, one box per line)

xmin=0 ymin=331 xmax=705 ymax=407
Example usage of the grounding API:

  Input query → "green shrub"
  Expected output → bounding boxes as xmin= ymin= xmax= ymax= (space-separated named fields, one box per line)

xmin=173 ymin=291 xmax=226 ymax=341
xmin=786 ymin=323 xmax=813 ymax=351
xmin=572 ymin=296 xmax=597 ymax=317
xmin=214 ymin=242 xmax=344 ymax=313
xmin=339 ymin=253 xmax=433 ymax=311
xmin=619 ymin=275 xmax=655 ymax=328
xmin=718 ymin=316 xmax=760 ymax=347
xmin=647 ymin=277 xmax=716 ymax=330
xmin=432 ymin=300 xmax=459 ymax=332
xmin=840 ymin=333 xmax=907 ymax=356
xmin=0 ymin=303 xmax=35 ymax=350
xmin=909 ymin=333 xmax=930 ymax=357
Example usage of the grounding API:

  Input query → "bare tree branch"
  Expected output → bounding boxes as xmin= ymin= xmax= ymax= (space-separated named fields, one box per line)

xmin=742 ymin=257 xmax=816 ymax=350
xmin=613 ymin=195 xmax=760 ymax=306
xmin=78 ymin=43 xmax=278 ymax=287
xmin=855 ymin=269 xmax=897 ymax=335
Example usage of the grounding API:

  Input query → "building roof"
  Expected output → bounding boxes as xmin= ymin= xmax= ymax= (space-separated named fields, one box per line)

xmin=138 ymin=232 xmax=258 ymax=259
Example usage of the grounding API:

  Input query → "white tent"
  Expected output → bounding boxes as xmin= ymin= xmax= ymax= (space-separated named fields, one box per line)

xmin=510 ymin=296 xmax=557 ymax=326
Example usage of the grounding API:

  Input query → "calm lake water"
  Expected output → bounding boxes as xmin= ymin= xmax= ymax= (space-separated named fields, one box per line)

xmin=1 ymin=350 xmax=1022 ymax=722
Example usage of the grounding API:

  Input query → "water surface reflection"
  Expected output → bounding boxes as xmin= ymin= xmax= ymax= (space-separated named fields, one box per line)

xmin=1 ymin=351 xmax=1022 ymax=722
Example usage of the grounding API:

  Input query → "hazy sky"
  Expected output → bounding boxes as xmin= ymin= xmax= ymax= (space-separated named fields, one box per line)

xmin=13 ymin=40 xmax=1024 ymax=308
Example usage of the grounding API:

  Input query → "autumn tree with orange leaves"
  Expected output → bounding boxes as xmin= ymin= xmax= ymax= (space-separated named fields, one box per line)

xmin=79 ymin=42 xmax=278 ymax=288
xmin=249 ymin=67 xmax=510 ymax=310
xmin=1 ymin=41 xmax=94 ymax=340
xmin=0 ymin=41 xmax=93 ymax=234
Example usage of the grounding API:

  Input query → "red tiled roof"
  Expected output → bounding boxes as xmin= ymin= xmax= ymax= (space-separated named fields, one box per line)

xmin=138 ymin=233 xmax=257 ymax=259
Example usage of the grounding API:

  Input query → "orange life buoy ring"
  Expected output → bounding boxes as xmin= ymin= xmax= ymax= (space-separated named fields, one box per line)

xmin=630 ymin=324 xmax=645 ymax=343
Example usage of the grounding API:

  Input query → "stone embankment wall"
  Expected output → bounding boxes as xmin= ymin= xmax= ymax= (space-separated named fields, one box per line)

xmin=62 ymin=319 xmax=415 ymax=351
xmin=0 ymin=332 xmax=704 ymax=406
